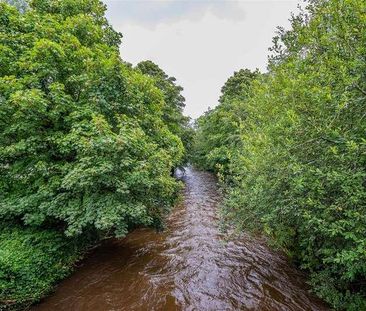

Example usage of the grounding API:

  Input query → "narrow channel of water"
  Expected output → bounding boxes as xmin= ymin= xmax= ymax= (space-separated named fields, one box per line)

xmin=33 ymin=167 xmax=328 ymax=311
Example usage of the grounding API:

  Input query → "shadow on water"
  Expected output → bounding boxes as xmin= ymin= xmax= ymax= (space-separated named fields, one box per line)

xmin=32 ymin=167 xmax=328 ymax=311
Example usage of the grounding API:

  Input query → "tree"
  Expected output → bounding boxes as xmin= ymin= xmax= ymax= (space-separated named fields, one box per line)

xmin=0 ymin=1 xmax=186 ymax=308
xmin=0 ymin=0 xmax=183 ymax=238
xmin=193 ymin=1 xmax=366 ymax=309
xmin=219 ymin=68 xmax=260 ymax=103
xmin=193 ymin=69 xmax=260 ymax=176
xmin=136 ymin=60 xmax=193 ymax=165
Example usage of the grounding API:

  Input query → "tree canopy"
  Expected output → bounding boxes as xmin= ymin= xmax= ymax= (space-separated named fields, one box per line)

xmin=193 ymin=69 xmax=261 ymax=176
xmin=136 ymin=60 xmax=194 ymax=165
xmin=0 ymin=0 xmax=186 ymax=238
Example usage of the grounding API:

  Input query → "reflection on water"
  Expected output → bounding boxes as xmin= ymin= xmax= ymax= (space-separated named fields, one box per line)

xmin=33 ymin=167 xmax=328 ymax=311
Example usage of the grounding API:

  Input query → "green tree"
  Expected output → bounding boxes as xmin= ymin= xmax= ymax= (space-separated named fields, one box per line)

xmin=193 ymin=69 xmax=260 ymax=177
xmin=136 ymin=60 xmax=193 ymax=165
xmin=0 ymin=0 xmax=183 ymax=237
xmin=1 ymin=1 xmax=185 ymax=308
xmin=193 ymin=1 xmax=366 ymax=309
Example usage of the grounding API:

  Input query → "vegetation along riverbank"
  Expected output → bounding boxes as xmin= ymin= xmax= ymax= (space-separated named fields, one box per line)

xmin=1 ymin=0 xmax=365 ymax=310
xmin=192 ymin=1 xmax=366 ymax=309
xmin=0 ymin=1 xmax=192 ymax=309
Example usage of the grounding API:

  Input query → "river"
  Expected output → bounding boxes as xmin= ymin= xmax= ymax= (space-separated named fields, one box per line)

xmin=32 ymin=167 xmax=328 ymax=311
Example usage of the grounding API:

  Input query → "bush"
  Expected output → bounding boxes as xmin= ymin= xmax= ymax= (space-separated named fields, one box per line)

xmin=0 ymin=224 xmax=95 ymax=310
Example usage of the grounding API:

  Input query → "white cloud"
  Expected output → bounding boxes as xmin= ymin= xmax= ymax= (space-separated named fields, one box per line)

xmin=104 ymin=1 xmax=302 ymax=119
xmin=105 ymin=0 xmax=246 ymax=27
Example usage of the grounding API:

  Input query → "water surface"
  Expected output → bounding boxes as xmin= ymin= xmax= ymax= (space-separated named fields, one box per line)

xmin=33 ymin=167 xmax=328 ymax=311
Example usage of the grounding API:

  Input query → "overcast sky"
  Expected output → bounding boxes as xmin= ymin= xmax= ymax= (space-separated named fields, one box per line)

xmin=104 ymin=0 xmax=302 ymax=119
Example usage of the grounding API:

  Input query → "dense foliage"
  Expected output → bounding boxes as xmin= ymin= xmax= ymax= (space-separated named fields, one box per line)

xmin=193 ymin=69 xmax=260 ymax=177
xmin=0 ymin=0 xmax=189 ymax=308
xmin=0 ymin=0 xmax=185 ymax=237
xmin=136 ymin=60 xmax=194 ymax=165
xmin=193 ymin=0 xmax=366 ymax=309
xmin=0 ymin=225 xmax=95 ymax=310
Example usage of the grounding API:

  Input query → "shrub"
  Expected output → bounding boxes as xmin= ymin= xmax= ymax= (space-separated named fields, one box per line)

xmin=0 ymin=224 xmax=95 ymax=310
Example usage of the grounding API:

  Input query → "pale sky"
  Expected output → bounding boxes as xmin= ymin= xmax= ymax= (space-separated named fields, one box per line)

xmin=104 ymin=0 xmax=303 ymax=119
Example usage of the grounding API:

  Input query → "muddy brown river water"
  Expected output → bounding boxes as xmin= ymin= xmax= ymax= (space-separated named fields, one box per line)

xmin=32 ymin=167 xmax=328 ymax=311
